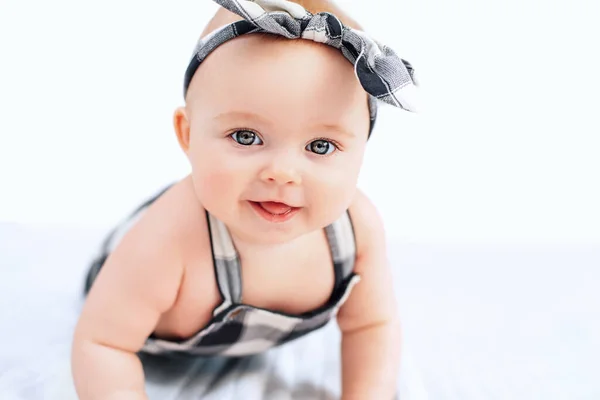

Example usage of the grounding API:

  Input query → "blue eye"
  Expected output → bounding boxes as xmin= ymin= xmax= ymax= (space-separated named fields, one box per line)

xmin=231 ymin=130 xmax=263 ymax=146
xmin=306 ymin=139 xmax=336 ymax=155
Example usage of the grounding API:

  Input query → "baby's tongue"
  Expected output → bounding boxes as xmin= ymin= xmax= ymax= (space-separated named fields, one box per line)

xmin=260 ymin=201 xmax=291 ymax=214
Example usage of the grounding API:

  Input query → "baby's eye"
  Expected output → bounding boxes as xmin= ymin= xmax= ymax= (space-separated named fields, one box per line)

xmin=306 ymin=139 xmax=336 ymax=155
xmin=230 ymin=130 xmax=263 ymax=146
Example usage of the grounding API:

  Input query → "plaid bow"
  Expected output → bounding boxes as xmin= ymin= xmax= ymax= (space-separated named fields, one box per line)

xmin=184 ymin=0 xmax=419 ymax=135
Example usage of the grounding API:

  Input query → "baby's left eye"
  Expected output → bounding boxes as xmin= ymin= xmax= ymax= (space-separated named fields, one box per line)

xmin=306 ymin=139 xmax=336 ymax=155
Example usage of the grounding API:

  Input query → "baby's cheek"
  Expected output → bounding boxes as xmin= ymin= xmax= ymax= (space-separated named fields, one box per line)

xmin=192 ymin=151 xmax=250 ymax=200
xmin=327 ymin=163 xmax=360 ymax=195
xmin=196 ymin=168 xmax=237 ymax=198
xmin=312 ymin=173 xmax=357 ymax=222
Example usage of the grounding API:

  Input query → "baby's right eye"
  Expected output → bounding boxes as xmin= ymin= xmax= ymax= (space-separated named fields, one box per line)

xmin=230 ymin=130 xmax=263 ymax=146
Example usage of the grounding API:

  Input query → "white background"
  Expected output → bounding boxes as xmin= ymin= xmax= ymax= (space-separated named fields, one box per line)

xmin=1 ymin=0 xmax=599 ymax=243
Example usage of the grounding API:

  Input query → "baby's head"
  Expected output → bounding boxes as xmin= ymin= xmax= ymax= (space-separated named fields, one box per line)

xmin=174 ymin=1 xmax=380 ymax=244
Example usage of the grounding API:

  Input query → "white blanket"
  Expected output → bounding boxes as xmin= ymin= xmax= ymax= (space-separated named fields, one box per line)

xmin=1 ymin=222 xmax=598 ymax=399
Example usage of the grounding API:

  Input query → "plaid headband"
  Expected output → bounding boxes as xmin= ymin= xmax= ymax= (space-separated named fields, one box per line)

xmin=184 ymin=0 xmax=419 ymax=136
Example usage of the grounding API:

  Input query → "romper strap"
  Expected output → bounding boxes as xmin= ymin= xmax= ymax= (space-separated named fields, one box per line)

xmin=205 ymin=211 xmax=243 ymax=312
xmin=324 ymin=210 xmax=357 ymax=291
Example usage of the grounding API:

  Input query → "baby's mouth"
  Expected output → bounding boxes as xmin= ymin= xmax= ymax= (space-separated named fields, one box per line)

xmin=248 ymin=201 xmax=301 ymax=223
xmin=256 ymin=201 xmax=294 ymax=215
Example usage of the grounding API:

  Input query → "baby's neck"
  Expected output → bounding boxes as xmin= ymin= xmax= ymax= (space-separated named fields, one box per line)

xmin=228 ymin=228 xmax=316 ymax=257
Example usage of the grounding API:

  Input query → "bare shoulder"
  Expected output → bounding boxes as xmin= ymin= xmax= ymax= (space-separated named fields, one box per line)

xmin=108 ymin=175 xmax=213 ymax=304
xmin=150 ymin=176 xmax=211 ymax=254
xmin=75 ymin=176 xmax=212 ymax=350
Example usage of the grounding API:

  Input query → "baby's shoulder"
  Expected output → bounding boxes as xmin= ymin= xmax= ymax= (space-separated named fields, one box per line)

xmin=77 ymin=178 xmax=216 ymax=348
xmin=347 ymin=190 xmax=387 ymax=261
xmin=136 ymin=176 xmax=211 ymax=260
xmin=93 ymin=176 xmax=214 ymax=307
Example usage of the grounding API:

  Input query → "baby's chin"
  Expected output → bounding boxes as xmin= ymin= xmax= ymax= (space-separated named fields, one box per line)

xmin=229 ymin=205 xmax=315 ymax=243
xmin=208 ymin=202 xmax=334 ymax=246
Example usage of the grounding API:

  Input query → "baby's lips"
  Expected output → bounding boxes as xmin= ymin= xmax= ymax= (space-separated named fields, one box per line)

xmin=258 ymin=201 xmax=293 ymax=215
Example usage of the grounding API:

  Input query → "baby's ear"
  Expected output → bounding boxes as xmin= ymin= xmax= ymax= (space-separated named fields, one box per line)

xmin=173 ymin=106 xmax=191 ymax=154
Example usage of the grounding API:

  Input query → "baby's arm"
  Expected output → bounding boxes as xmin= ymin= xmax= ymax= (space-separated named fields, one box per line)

xmin=336 ymin=191 xmax=402 ymax=400
xmin=71 ymin=214 xmax=184 ymax=400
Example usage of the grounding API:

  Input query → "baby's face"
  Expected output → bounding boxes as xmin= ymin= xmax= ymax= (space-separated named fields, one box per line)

xmin=181 ymin=34 xmax=370 ymax=245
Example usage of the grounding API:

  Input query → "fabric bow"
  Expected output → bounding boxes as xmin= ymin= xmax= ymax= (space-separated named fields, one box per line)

xmin=184 ymin=0 xmax=419 ymax=135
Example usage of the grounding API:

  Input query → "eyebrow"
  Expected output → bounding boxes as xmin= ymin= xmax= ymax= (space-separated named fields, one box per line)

xmin=213 ymin=111 xmax=355 ymax=138
xmin=213 ymin=111 xmax=271 ymax=126
xmin=313 ymin=123 xmax=355 ymax=138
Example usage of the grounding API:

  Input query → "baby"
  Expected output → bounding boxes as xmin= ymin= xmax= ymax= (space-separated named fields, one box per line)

xmin=71 ymin=0 xmax=418 ymax=399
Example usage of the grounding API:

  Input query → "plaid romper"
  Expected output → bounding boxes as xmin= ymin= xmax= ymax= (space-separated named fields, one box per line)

xmin=85 ymin=187 xmax=360 ymax=357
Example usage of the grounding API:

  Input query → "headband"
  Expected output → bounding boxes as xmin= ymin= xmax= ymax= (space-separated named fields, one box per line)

xmin=184 ymin=0 xmax=419 ymax=136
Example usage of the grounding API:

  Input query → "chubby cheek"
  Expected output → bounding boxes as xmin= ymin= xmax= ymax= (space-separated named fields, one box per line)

xmin=188 ymin=146 xmax=248 ymax=210
xmin=195 ymin=169 xmax=233 ymax=200
xmin=311 ymin=162 xmax=361 ymax=224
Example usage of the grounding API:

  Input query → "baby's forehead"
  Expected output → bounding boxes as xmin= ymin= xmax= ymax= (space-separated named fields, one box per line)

xmin=187 ymin=34 xmax=364 ymax=106
xmin=184 ymin=7 xmax=371 ymax=135
xmin=185 ymin=35 xmax=369 ymax=136
xmin=188 ymin=19 xmax=365 ymax=97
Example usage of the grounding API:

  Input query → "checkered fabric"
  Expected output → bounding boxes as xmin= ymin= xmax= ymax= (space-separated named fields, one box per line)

xmin=184 ymin=0 xmax=419 ymax=136
xmin=85 ymin=187 xmax=360 ymax=357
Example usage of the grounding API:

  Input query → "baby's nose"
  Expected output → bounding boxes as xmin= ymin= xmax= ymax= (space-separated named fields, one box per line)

xmin=259 ymin=154 xmax=302 ymax=185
